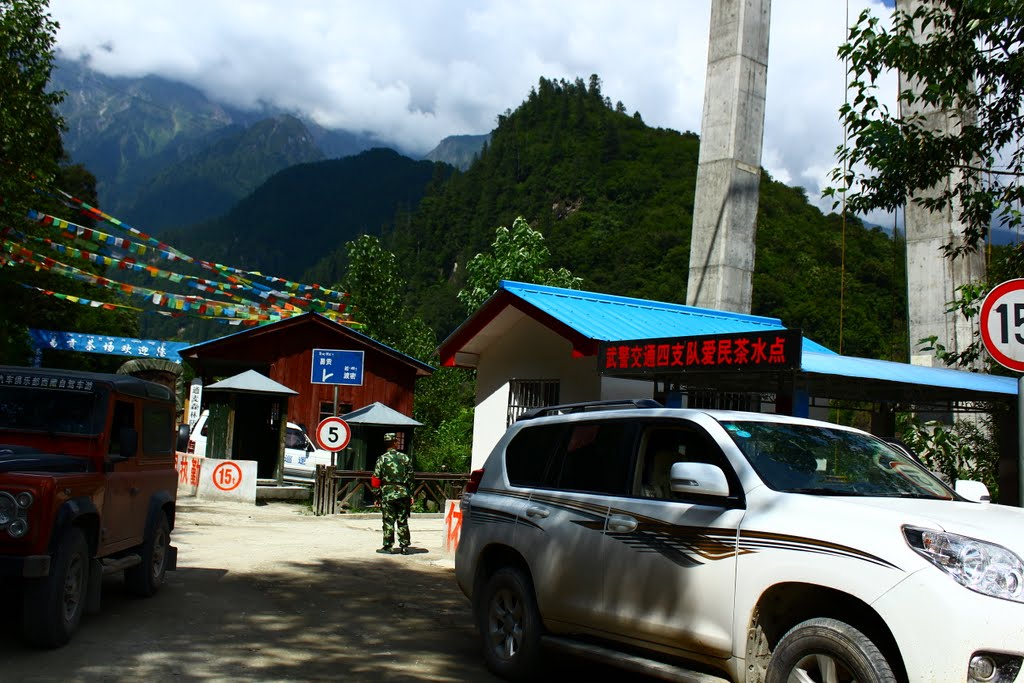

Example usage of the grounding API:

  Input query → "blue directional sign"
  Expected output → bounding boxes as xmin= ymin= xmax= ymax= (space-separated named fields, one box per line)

xmin=311 ymin=348 xmax=364 ymax=386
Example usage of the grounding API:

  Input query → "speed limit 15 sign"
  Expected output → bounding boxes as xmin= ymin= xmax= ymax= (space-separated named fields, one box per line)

xmin=980 ymin=279 xmax=1024 ymax=372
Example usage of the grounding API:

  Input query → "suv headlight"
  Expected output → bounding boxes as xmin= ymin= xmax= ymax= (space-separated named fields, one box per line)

xmin=0 ymin=494 xmax=14 ymax=526
xmin=0 ymin=491 xmax=32 ymax=538
xmin=904 ymin=526 xmax=1024 ymax=603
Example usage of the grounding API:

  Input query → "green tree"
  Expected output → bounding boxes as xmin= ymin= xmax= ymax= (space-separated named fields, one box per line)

xmin=412 ymin=366 xmax=474 ymax=475
xmin=342 ymin=234 xmax=434 ymax=358
xmin=829 ymin=0 xmax=1024 ymax=257
xmin=0 ymin=0 xmax=63 ymax=226
xmin=0 ymin=1 xmax=139 ymax=367
xmin=340 ymin=235 xmax=473 ymax=473
xmin=897 ymin=412 xmax=1000 ymax=501
xmin=457 ymin=216 xmax=582 ymax=311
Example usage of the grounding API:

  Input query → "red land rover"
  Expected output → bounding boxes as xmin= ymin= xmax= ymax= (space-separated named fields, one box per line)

xmin=0 ymin=365 xmax=180 ymax=647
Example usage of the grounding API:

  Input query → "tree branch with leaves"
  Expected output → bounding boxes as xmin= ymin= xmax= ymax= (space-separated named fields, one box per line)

xmin=458 ymin=216 xmax=581 ymax=311
xmin=828 ymin=0 xmax=1024 ymax=258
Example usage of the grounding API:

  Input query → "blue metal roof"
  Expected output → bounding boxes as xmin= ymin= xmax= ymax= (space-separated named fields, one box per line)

xmin=802 ymin=351 xmax=1017 ymax=396
xmin=500 ymin=281 xmax=836 ymax=354
xmin=493 ymin=281 xmax=1017 ymax=400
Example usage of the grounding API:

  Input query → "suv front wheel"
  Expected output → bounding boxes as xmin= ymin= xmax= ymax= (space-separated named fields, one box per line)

xmin=474 ymin=566 xmax=544 ymax=681
xmin=22 ymin=527 xmax=89 ymax=648
xmin=765 ymin=617 xmax=897 ymax=683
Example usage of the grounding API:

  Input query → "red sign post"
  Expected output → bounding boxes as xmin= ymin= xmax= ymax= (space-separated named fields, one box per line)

xmin=981 ymin=279 xmax=1024 ymax=372
xmin=980 ymin=279 xmax=1024 ymax=507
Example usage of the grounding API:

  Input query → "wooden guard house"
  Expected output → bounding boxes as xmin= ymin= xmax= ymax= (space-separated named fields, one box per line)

xmin=180 ymin=312 xmax=433 ymax=447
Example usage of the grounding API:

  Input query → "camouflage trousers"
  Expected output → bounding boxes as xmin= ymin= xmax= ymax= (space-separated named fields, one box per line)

xmin=381 ymin=497 xmax=411 ymax=548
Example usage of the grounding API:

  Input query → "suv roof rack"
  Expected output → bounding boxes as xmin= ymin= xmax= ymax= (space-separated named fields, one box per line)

xmin=518 ymin=398 xmax=663 ymax=422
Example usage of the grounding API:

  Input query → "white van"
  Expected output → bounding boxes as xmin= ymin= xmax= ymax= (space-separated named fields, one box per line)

xmin=188 ymin=411 xmax=333 ymax=483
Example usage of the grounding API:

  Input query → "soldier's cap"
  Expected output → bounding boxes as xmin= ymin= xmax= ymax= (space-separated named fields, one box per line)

xmin=384 ymin=432 xmax=396 ymax=441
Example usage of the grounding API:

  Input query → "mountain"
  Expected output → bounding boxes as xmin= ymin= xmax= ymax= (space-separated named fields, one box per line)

xmin=162 ymin=148 xmax=452 ymax=282
xmin=52 ymin=58 xmax=254 ymax=217
xmin=50 ymin=58 xmax=377 ymax=229
xmin=423 ymin=134 xmax=491 ymax=170
xmin=124 ymin=115 xmax=325 ymax=231
xmin=51 ymin=64 xmax=907 ymax=363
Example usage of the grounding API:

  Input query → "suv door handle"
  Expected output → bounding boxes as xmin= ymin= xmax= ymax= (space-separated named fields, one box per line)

xmin=526 ymin=505 xmax=550 ymax=519
xmin=607 ymin=514 xmax=638 ymax=533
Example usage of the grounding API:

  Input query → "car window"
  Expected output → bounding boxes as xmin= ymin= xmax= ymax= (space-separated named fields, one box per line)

xmin=637 ymin=424 xmax=729 ymax=499
xmin=505 ymin=423 xmax=565 ymax=487
xmin=285 ymin=428 xmax=306 ymax=450
xmin=721 ymin=420 xmax=953 ymax=499
xmin=108 ymin=401 xmax=135 ymax=454
xmin=553 ymin=421 xmax=635 ymax=496
xmin=0 ymin=384 xmax=106 ymax=436
xmin=142 ymin=404 xmax=174 ymax=456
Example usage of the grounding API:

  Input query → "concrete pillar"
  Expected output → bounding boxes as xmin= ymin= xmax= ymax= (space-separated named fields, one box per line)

xmin=897 ymin=0 xmax=986 ymax=367
xmin=687 ymin=0 xmax=771 ymax=313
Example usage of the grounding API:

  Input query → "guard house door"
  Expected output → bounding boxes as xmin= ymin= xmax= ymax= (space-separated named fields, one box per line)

xmin=234 ymin=393 xmax=280 ymax=478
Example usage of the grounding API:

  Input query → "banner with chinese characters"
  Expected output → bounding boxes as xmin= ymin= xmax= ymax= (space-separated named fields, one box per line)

xmin=598 ymin=329 xmax=803 ymax=375
xmin=29 ymin=329 xmax=191 ymax=363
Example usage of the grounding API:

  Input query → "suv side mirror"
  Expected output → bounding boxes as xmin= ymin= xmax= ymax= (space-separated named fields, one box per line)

xmin=670 ymin=462 xmax=730 ymax=498
xmin=176 ymin=423 xmax=190 ymax=452
xmin=955 ymin=479 xmax=991 ymax=503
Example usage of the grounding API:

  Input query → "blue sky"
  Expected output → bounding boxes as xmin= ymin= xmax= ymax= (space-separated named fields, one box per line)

xmin=50 ymin=1 xmax=898 ymax=223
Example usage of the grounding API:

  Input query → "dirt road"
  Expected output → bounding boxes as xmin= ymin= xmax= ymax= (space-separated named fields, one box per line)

xmin=1 ymin=498 xmax=494 ymax=682
xmin=0 ymin=498 xmax=663 ymax=683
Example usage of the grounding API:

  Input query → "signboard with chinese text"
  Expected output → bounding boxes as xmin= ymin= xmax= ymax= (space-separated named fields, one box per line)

xmin=28 ymin=328 xmax=189 ymax=363
xmin=187 ymin=379 xmax=203 ymax=429
xmin=597 ymin=329 xmax=802 ymax=375
xmin=310 ymin=348 xmax=364 ymax=385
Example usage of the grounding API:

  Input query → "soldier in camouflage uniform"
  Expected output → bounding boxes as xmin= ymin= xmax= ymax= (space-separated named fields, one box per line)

xmin=372 ymin=433 xmax=414 ymax=555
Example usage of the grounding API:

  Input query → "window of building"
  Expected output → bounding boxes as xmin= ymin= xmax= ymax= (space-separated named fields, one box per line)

xmin=319 ymin=401 xmax=353 ymax=423
xmin=507 ymin=379 xmax=560 ymax=426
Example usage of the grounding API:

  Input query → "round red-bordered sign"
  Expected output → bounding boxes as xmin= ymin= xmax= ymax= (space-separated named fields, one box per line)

xmin=980 ymin=278 xmax=1024 ymax=372
xmin=211 ymin=461 xmax=243 ymax=492
xmin=315 ymin=416 xmax=351 ymax=452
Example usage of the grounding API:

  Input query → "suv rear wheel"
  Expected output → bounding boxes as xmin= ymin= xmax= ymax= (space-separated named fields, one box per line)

xmin=22 ymin=527 xmax=89 ymax=648
xmin=765 ymin=617 xmax=897 ymax=683
xmin=125 ymin=512 xmax=170 ymax=597
xmin=475 ymin=566 xmax=544 ymax=681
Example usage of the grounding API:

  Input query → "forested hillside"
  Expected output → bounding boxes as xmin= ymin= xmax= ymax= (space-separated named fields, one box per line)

xmin=163 ymin=148 xmax=451 ymax=282
xmin=135 ymin=75 xmax=908 ymax=363
xmin=373 ymin=76 xmax=908 ymax=360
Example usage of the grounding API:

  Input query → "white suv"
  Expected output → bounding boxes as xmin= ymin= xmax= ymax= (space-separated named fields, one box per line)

xmin=454 ymin=400 xmax=1024 ymax=683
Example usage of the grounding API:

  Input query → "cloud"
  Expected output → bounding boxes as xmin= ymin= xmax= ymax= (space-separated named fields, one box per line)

xmin=49 ymin=0 xmax=895 ymax=214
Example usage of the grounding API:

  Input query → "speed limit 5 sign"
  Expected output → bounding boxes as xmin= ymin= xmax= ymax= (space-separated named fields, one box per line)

xmin=980 ymin=279 xmax=1024 ymax=372
xmin=315 ymin=416 xmax=351 ymax=451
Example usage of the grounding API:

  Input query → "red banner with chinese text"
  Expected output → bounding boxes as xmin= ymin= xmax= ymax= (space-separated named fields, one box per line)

xmin=597 ymin=329 xmax=802 ymax=375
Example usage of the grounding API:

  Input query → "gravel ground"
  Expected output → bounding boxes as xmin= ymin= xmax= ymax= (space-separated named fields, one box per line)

xmin=0 ymin=497 xmax=497 ymax=682
xmin=0 ymin=497 xmax=662 ymax=683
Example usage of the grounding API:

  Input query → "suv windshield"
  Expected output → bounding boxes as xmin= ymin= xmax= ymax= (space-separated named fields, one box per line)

xmin=0 ymin=385 xmax=107 ymax=436
xmin=721 ymin=420 xmax=953 ymax=499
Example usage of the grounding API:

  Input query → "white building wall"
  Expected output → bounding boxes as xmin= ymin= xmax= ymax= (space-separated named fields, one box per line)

xmin=470 ymin=315 xmax=653 ymax=469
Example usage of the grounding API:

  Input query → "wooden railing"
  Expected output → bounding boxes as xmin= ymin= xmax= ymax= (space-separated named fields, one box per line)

xmin=312 ymin=466 xmax=469 ymax=516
